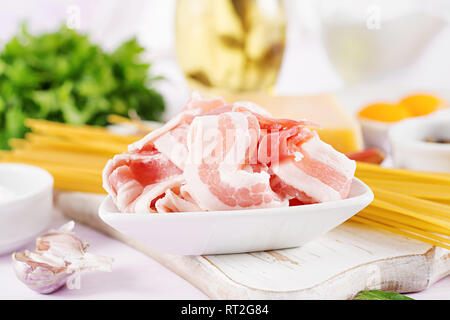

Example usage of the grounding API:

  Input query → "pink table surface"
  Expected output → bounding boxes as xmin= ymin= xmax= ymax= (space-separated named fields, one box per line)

xmin=0 ymin=209 xmax=448 ymax=300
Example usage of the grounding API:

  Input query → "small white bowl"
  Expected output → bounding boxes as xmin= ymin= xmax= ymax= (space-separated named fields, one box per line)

xmin=388 ymin=110 xmax=450 ymax=172
xmin=358 ymin=118 xmax=393 ymax=154
xmin=99 ymin=178 xmax=373 ymax=255
xmin=0 ymin=163 xmax=54 ymax=255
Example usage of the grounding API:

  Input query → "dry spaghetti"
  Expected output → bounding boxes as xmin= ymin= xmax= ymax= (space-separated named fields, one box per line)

xmin=1 ymin=119 xmax=448 ymax=249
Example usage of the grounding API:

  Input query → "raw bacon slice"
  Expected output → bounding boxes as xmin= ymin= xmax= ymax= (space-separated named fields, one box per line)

xmin=183 ymin=91 xmax=227 ymax=113
xmin=155 ymin=187 xmax=201 ymax=213
xmin=232 ymin=101 xmax=272 ymax=117
xmin=128 ymin=111 xmax=197 ymax=156
xmin=129 ymin=92 xmax=228 ymax=170
xmin=152 ymin=123 xmax=190 ymax=169
xmin=129 ymin=176 xmax=185 ymax=213
xmin=232 ymin=105 xmax=317 ymax=130
xmin=270 ymin=175 xmax=317 ymax=205
xmin=184 ymin=112 xmax=287 ymax=211
xmin=257 ymin=125 xmax=314 ymax=165
xmin=103 ymin=151 xmax=183 ymax=213
xmin=270 ymin=132 xmax=356 ymax=203
xmin=103 ymin=92 xmax=356 ymax=214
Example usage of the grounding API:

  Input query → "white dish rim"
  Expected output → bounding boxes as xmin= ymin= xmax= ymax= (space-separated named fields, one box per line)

xmin=388 ymin=110 xmax=450 ymax=151
xmin=357 ymin=117 xmax=392 ymax=129
xmin=99 ymin=177 xmax=373 ymax=218
xmin=0 ymin=163 xmax=54 ymax=207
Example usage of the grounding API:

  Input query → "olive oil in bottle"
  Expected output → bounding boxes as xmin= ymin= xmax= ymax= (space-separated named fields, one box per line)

xmin=175 ymin=0 xmax=286 ymax=92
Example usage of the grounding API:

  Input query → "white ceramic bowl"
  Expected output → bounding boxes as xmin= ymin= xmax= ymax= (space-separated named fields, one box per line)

xmin=0 ymin=164 xmax=54 ymax=255
xmin=389 ymin=110 xmax=450 ymax=172
xmin=358 ymin=118 xmax=392 ymax=154
xmin=99 ymin=178 xmax=373 ymax=255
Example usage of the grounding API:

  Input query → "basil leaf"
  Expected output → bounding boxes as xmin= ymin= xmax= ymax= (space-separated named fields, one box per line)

xmin=354 ymin=290 xmax=414 ymax=300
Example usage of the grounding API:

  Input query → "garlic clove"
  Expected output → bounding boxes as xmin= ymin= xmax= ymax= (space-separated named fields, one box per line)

xmin=12 ymin=252 xmax=70 ymax=294
xmin=12 ymin=221 xmax=113 ymax=294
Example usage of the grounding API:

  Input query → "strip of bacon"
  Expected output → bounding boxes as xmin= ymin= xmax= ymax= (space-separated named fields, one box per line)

xmin=232 ymin=105 xmax=318 ymax=130
xmin=103 ymin=92 xmax=356 ymax=214
xmin=155 ymin=188 xmax=202 ymax=213
xmin=270 ymin=133 xmax=356 ymax=203
xmin=183 ymin=112 xmax=287 ymax=211
xmin=128 ymin=92 xmax=228 ymax=170
xmin=183 ymin=91 xmax=227 ymax=113
xmin=103 ymin=151 xmax=183 ymax=213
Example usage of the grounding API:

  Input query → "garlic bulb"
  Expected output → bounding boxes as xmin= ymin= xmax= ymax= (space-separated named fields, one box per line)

xmin=12 ymin=221 xmax=113 ymax=294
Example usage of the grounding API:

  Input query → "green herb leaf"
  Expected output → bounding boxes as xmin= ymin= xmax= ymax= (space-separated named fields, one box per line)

xmin=354 ymin=290 xmax=414 ymax=300
xmin=0 ymin=23 xmax=165 ymax=149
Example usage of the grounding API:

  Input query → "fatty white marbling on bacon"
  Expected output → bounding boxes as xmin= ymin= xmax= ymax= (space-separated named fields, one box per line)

xmin=183 ymin=111 xmax=286 ymax=211
xmin=102 ymin=93 xmax=356 ymax=213
xmin=270 ymin=132 xmax=355 ymax=204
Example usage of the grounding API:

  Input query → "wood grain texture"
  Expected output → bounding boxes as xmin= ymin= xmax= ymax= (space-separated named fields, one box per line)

xmin=56 ymin=192 xmax=450 ymax=299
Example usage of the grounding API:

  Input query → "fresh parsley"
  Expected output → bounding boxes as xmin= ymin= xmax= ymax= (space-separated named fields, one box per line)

xmin=0 ymin=24 xmax=165 ymax=149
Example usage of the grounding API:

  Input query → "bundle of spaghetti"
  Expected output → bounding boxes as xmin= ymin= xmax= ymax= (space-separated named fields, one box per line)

xmin=1 ymin=119 xmax=449 ymax=250
xmin=106 ymin=114 xmax=153 ymax=133
xmin=361 ymin=178 xmax=450 ymax=201
xmin=353 ymin=162 xmax=450 ymax=249
xmin=25 ymin=119 xmax=143 ymax=145
xmin=356 ymin=161 xmax=450 ymax=184
xmin=0 ymin=118 xmax=147 ymax=194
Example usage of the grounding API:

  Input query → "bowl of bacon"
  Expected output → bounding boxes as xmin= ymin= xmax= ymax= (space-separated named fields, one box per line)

xmin=99 ymin=93 xmax=373 ymax=255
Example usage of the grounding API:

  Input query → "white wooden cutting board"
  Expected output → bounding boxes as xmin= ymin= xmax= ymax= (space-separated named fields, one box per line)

xmin=56 ymin=192 xmax=450 ymax=299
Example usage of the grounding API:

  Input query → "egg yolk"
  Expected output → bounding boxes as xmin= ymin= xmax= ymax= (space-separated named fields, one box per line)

xmin=358 ymin=103 xmax=411 ymax=122
xmin=399 ymin=94 xmax=443 ymax=117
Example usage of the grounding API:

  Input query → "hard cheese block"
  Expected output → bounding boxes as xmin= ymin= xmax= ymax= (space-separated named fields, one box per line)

xmin=216 ymin=92 xmax=363 ymax=153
